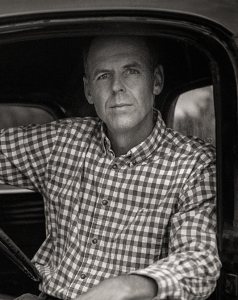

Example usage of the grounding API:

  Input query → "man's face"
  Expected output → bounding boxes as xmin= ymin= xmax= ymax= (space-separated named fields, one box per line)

xmin=84 ymin=36 xmax=163 ymax=136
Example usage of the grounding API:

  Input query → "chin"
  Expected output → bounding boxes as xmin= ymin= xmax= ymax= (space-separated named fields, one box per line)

xmin=110 ymin=120 xmax=138 ymax=133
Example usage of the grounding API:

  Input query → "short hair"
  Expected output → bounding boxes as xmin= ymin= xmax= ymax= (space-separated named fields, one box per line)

xmin=82 ymin=35 xmax=162 ymax=77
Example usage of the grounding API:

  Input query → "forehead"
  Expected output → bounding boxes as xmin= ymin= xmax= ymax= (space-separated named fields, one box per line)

xmin=87 ymin=36 xmax=151 ymax=67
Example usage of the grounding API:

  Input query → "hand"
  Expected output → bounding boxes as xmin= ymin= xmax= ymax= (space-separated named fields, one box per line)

xmin=76 ymin=274 xmax=157 ymax=300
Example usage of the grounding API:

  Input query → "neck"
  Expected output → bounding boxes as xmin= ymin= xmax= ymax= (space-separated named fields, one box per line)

xmin=107 ymin=111 xmax=154 ymax=157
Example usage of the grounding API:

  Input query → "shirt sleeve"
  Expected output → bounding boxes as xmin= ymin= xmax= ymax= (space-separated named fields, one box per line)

xmin=130 ymin=146 xmax=221 ymax=300
xmin=0 ymin=123 xmax=57 ymax=192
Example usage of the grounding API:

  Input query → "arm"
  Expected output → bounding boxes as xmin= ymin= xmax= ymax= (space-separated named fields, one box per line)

xmin=76 ymin=274 xmax=157 ymax=300
xmin=0 ymin=123 xmax=57 ymax=191
xmin=130 ymin=150 xmax=221 ymax=299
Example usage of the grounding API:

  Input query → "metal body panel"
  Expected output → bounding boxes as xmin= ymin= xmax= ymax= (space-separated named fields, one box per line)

xmin=0 ymin=0 xmax=237 ymax=34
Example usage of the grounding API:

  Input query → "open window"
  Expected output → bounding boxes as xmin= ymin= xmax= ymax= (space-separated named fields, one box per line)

xmin=166 ymin=86 xmax=215 ymax=145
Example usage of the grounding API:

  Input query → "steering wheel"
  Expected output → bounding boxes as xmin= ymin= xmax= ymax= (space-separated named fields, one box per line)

xmin=0 ymin=227 xmax=41 ymax=282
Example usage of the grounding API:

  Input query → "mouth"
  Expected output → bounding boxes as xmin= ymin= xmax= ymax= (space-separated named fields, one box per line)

xmin=110 ymin=103 xmax=132 ymax=108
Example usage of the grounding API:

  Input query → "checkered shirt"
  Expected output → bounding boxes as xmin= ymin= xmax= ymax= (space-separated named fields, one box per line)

xmin=0 ymin=111 xmax=221 ymax=300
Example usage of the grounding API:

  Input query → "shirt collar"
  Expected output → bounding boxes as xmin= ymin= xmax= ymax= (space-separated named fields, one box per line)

xmin=99 ymin=109 xmax=166 ymax=164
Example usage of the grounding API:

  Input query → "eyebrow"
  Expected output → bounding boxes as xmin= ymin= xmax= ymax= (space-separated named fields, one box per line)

xmin=123 ymin=62 xmax=142 ymax=69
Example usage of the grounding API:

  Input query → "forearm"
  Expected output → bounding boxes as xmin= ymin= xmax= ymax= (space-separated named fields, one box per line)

xmin=76 ymin=274 xmax=157 ymax=300
xmin=123 ymin=275 xmax=158 ymax=300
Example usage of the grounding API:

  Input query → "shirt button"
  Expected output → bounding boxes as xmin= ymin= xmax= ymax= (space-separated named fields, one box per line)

xmin=112 ymin=164 xmax=117 ymax=169
xmin=80 ymin=273 xmax=86 ymax=279
xmin=102 ymin=199 xmax=108 ymax=206
xmin=92 ymin=238 xmax=98 ymax=244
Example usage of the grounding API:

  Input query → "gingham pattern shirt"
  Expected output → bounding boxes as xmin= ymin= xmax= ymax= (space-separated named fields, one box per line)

xmin=0 ymin=111 xmax=221 ymax=300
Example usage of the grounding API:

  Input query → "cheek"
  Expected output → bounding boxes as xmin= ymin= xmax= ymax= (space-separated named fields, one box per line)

xmin=92 ymin=82 xmax=111 ymax=101
xmin=90 ymin=89 xmax=108 ymax=120
xmin=126 ymin=74 xmax=153 ymax=91
xmin=127 ymin=79 xmax=154 ymax=104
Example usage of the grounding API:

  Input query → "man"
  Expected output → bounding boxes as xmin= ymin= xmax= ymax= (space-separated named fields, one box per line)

xmin=0 ymin=36 xmax=220 ymax=300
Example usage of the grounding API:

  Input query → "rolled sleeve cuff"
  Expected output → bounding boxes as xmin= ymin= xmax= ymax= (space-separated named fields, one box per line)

xmin=130 ymin=266 xmax=182 ymax=300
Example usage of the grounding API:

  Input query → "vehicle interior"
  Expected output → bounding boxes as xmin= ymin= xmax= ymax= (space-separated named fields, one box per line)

xmin=0 ymin=15 xmax=237 ymax=300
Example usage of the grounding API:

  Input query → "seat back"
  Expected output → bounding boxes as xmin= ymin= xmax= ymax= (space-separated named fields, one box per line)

xmin=0 ymin=103 xmax=57 ymax=129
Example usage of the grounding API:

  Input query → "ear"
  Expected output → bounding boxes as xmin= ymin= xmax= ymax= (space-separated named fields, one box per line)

xmin=83 ymin=76 xmax=94 ymax=104
xmin=153 ymin=65 xmax=164 ymax=96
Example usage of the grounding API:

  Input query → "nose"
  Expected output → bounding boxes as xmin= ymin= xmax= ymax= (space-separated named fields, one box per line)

xmin=111 ymin=73 xmax=125 ymax=93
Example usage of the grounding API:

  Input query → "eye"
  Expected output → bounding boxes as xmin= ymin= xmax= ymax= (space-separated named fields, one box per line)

xmin=124 ymin=68 xmax=140 ymax=76
xmin=97 ymin=73 xmax=110 ymax=80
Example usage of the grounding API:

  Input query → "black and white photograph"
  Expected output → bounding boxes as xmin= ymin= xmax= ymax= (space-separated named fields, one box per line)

xmin=0 ymin=1 xmax=238 ymax=300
